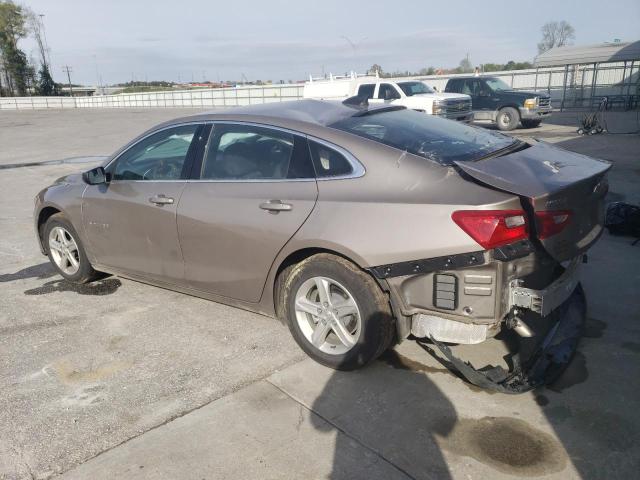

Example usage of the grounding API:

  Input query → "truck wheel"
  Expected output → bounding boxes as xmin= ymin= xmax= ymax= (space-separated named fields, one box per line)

xmin=277 ymin=253 xmax=395 ymax=371
xmin=522 ymin=119 xmax=542 ymax=128
xmin=496 ymin=107 xmax=519 ymax=131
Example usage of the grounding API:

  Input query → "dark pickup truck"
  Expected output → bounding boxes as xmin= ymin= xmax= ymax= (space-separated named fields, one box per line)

xmin=445 ymin=76 xmax=552 ymax=131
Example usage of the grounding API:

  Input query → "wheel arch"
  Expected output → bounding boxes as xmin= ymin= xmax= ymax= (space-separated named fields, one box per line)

xmin=36 ymin=205 xmax=63 ymax=252
xmin=267 ymin=245 xmax=405 ymax=340
xmin=497 ymin=104 xmax=522 ymax=115
xmin=268 ymin=243 xmax=368 ymax=310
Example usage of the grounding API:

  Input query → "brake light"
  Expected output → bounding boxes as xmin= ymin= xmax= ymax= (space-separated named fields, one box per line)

xmin=452 ymin=210 xmax=529 ymax=249
xmin=535 ymin=210 xmax=572 ymax=239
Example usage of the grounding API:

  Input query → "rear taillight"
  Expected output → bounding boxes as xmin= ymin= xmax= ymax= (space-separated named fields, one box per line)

xmin=535 ymin=210 xmax=572 ymax=239
xmin=452 ymin=210 xmax=529 ymax=250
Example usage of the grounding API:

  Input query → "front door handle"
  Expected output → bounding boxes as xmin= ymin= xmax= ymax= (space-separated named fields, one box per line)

xmin=259 ymin=200 xmax=292 ymax=212
xmin=149 ymin=194 xmax=174 ymax=205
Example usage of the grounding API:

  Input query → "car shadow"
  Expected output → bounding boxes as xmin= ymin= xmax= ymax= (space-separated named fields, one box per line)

xmin=308 ymin=351 xmax=456 ymax=479
xmin=0 ymin=262 xmax=56 ymax=283
xmin=23 ymin=278 xmax=122 ymax=296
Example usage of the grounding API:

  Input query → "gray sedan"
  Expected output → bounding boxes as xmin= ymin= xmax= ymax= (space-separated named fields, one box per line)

xmin=34 ymin=100 xmax=610 ymax=391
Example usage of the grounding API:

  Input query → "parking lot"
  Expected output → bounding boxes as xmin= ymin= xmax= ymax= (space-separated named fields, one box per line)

xmin=1 ymin=108 xmax=639 ymax=479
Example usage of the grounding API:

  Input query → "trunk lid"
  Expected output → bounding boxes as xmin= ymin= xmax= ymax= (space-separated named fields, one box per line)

xmin=455 ymin=141 xmax=611 ymax=261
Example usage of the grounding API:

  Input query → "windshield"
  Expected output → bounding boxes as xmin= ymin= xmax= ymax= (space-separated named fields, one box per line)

xmin=330 ymin=109 xmax=517 ymax=165
xmin=397 ymin=81 xmax=434 ymax=96
xmin=485 ymin=77 xmax=511 ymax=92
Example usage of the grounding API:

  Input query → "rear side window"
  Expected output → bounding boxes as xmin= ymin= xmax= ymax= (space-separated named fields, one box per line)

xmin=357 ymin=84 xmax=375 ymax=99
xmin=308 ymin=141 xmax=353 ymax=178
xmin=201 ymin=124 xmax=314 ymax=180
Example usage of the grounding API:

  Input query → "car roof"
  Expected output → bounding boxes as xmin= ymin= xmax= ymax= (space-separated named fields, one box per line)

xmin=169 ymin=99 xmax=397 ymax=128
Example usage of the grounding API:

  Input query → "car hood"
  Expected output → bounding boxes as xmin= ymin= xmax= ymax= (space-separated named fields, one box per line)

xmin=495 ymin=89 xmax=550 ymax=99
xmin=52 ymin=173 xmax=85 ymax=186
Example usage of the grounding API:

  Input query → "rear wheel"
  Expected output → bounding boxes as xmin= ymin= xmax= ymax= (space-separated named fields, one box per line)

xmin=44 ymin=213 xmax=101 ymax=284
xmin=278 ymin=253 xmax=395 ymax=370
xmin=522 ymin=119 xmax=542 ymax=129
xmin=496 ymin=107 xmax=520 ymax=131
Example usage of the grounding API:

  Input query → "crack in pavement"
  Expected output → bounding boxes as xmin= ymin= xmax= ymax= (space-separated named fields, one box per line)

xmin=264 ymin=378 xmax=417 ymax=480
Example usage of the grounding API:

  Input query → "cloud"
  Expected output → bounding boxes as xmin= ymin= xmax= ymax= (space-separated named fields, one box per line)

xmin=48 ymin=28 xmax=530 ymax=84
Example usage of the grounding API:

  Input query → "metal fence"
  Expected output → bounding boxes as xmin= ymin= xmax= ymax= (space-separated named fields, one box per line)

xmin=0 ymin=84 xmax=304 ymax=110
xmin=1 ymin=63 xmax=638 ymax=111
xmin=418 ymin=62 xmax=640 ymax=110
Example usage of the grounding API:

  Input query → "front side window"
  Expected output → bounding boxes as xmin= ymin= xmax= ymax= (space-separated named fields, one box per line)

xmin=201 ymin=124 xmax=314 ymax=180
xmin=308 ymin=141 xmax=353 ymax=178
xmin=484 ymin=77 xmax=511 ymax=92
xmin=378 ymin=83 xmax=401 ymax=100
xmin=357 ymin=84 xmax=375 ymax=99
xmin=397 ymin=81 xmax=434 ymax=96
xmin=330 ymin=109 xmax=516 ymax=165
xmin=112 ymin=124 xmax=198 ymax=181
xmin=446 ymin=80 xmax=461 ymax=93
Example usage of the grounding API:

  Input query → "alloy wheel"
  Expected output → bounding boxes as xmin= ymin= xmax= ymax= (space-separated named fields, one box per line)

xmin=48 ymin=226 xmax=81 ymax=276
xmin=294 ymin=276 xmax=361 ymax=355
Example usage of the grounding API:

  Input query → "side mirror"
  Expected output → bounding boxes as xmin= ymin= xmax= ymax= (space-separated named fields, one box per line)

xmin=83 ymin=166 xmax=108 ymax=185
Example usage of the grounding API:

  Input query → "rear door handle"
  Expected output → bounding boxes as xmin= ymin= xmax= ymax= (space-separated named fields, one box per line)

xmin=149 ymin=194 xmax=174 ymax=205
xmin=259 ymin=200 xmax=292 ymax=212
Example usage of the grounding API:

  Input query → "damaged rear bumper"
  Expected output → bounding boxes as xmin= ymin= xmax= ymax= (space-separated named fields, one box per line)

xmin=509 ymin=257 xmax=581 ymax=317
xmin=377 ymin=250 xmax=587 ymax=393
xmin=427 ymin=285 xmax=586 ymax=393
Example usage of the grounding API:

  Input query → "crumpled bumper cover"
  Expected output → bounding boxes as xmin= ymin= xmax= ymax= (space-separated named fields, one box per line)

xmin=422 ymin=285 xmax=586 ymax=394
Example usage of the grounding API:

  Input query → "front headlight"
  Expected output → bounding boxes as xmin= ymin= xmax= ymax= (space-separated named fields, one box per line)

xmin=524 ymin=98 xmax=537 ymax=109
xmin=432 ymin=101 xmax=443 ymax=115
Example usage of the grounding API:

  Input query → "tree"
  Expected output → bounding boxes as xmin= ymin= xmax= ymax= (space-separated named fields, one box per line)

xmin=368 ymin=64 xmax=383 ymax=76
xmin=0 ymin=1 xmax=29 ymax=96
xmin=537 ymin=21 xmax=575 ymax=54
xmin=35 ymin=63 xmax=58 ymax=95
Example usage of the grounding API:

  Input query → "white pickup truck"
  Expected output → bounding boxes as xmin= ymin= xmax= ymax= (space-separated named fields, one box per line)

xmin=303 ymin=75 xmax=473 ymax=122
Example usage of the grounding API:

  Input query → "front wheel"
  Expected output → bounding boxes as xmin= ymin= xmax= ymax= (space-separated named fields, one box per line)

xmin=496 ymin=107 xmax=520 ymax=131
xmin=278 ymin=253 xmax=395 ymax=370
xmin=44 ymin=213 xmax=101 ymax=283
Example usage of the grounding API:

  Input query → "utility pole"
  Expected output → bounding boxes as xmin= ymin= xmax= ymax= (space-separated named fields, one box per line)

xmin=62 ymin=65 xmax=73 ymax=96
xmin=38 ymin=14 xmax=51 ymax=68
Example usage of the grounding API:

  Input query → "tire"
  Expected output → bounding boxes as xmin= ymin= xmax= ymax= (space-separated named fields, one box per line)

xmin=521 ymin=119 xmax=542 ymax=129
xmin=277 ymin=253 xmax=395 ymax=371
xmin=496 ymin=107 xmax=520 ymax=131
xmin=43 ymin=213 xmax=101 ymax=284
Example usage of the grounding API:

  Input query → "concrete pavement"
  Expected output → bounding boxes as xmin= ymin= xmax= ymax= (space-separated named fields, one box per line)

xmin=1 ymin=109 xmax=639 ymax=479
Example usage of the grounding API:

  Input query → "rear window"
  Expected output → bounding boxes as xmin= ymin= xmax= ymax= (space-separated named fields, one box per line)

xmin=330 ymin=109 xmax=515 ymax=165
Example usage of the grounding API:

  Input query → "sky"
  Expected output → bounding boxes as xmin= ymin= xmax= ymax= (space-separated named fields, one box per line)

xmin=16 ymin=0 xmax=640 ymax=86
